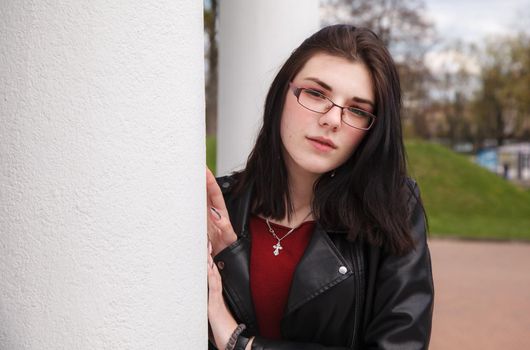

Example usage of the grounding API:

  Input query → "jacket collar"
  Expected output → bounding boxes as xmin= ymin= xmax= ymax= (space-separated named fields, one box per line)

xmin=225 ymin=181 xmax=353 ymax=322
xmin=285 ymin=222 xmax=353 ymax=316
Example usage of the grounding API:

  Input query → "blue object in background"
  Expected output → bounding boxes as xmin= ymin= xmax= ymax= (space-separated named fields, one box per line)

xmin=476 ymin=148 xmax=498 ymax=172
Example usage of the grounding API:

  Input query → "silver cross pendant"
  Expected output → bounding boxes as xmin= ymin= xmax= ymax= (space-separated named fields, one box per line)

xmin=273 ymin=242 xmax=283 ymax=256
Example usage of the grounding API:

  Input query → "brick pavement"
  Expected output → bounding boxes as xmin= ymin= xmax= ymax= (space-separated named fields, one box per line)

xmin=428 ymin=238 xmax=530 ymax=350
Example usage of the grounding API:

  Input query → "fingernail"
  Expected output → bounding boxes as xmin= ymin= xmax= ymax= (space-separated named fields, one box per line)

xmin=210 ymin=207 xmax=221 ymax=220
xmin=208 ymin=240 xmax=212 ymax=254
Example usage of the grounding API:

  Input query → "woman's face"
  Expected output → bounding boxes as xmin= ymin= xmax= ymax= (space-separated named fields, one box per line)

xmin=280 ymin=52 xmax=375 ymax=179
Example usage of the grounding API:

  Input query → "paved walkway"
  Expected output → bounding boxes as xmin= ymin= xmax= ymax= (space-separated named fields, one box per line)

xmin=428 ymin=238 xmax=530 ymax=350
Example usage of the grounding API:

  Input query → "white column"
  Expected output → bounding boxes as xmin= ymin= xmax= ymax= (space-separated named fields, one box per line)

xmin=217 ymin=0 xmax=320 ymax=175
xmin=0 ymin=2 xmax=205 ymax=349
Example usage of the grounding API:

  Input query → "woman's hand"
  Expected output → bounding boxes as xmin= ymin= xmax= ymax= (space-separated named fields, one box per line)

xmin=206 ymin=167 xmax=237 ymax=256
xmin=208 ymin=241 xmax=238 ymax=349
xmin=206 ymin=169 xmax=255 ymax=349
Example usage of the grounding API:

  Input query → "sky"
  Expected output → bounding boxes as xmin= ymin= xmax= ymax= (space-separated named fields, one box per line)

xmin=206 ymin=0 xmax=530 ymax=75
xmin=424 ymin=0 xmax=530 ymax=43
xmin=422 ymin=0 xmax=530 ymax=75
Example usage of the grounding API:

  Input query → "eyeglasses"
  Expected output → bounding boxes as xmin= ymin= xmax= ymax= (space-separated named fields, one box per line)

xmin=289 ymin=83 xmax=376 ymax=130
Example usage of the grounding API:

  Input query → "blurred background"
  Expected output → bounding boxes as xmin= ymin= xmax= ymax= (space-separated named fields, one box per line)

xmin=204 ymin=0 xmax=530 ymax=349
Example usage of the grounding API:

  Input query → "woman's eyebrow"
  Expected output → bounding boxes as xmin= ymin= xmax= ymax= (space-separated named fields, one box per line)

xmin=353 ymin=97 xmax=374 ymax=107
xmin=304 ymin=77 xmax=375 ymax=107
xmin=303 ymin=77 xmax=332 ymax=91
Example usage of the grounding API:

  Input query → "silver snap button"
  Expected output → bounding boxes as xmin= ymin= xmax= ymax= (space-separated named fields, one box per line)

xmin=217 ymin=261 xmax=225 ymax=270
xmin=338 ymin=266 xmax=347 ymax=274
xmin=222 ymin=182 xmax=230 ymax=188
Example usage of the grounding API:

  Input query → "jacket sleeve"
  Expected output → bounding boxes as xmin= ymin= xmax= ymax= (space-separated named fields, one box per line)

xmin=250 ymin=183 xmax=434 ymax=350
xmin=212 ymin=177 xmax=433 ymax=349
xmin=212 ymin=239 xmax=355 ymax=350
xmin=249 ymin=337 xmax=353 ymax=349
xmin=362 ymin=181 xmax=434 ymax=350
xmin=211 ymin=338 xmax=351 ymax=350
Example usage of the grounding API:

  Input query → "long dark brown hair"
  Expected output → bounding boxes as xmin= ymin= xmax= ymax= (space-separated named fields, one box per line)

xmin=233 ymin=25 xmax=421 ymax=255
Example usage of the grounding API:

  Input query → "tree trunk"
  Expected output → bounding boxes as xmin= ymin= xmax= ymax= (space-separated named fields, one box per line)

xmin=205 ymin=0 xmax=218 ymax=136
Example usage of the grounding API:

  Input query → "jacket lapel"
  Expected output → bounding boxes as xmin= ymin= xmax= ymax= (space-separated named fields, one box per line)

xmin=222 ymin=181 xmax=353 ymax=327
xmin=284 ymin=224 xmax=353 ymax=316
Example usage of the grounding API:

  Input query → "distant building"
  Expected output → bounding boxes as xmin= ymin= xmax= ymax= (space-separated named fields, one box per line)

xmin=476 ymin=143 xmax=530 ymax=181
xmin=498 ymin=143 xmax=530 ymax=181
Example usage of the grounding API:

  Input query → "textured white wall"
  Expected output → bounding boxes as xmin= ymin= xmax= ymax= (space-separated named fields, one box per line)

xmin=217 ymin=0 xmax=320 ymax=175
xmin=0 ymin=1 xmax=205 ymax=349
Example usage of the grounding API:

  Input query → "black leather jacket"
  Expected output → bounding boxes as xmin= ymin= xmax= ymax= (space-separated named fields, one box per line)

xmin=212 ymin=175 xmax=434 ymax=350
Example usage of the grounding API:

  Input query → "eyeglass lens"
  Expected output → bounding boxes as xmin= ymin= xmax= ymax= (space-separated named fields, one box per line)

xmin=298 ymin=89 xmax=373 ymax=129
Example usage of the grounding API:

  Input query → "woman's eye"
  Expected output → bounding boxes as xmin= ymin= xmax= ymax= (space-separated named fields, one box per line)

xmin=303 ymin=89 xmax=326 ymax=99
xmin=348 ymin=107 xmax=370 ymax=117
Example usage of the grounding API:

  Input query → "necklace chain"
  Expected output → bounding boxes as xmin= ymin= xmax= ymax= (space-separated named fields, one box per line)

xmin=265 ymin=211 xmax=312 ymax=256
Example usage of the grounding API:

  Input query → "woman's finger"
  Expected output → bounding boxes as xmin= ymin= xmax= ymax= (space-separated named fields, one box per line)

xmin=212 ymin=210 xmax=233 ymax=236
xmin=206 ymin=167 xmax=237 ymax=255
xmin=206 ymin=167 xmax=228 ymax=213
xmin=207 ymin=209 xmax=219 ymax=237
xmin=207 ymin=254 xmax=222 ymax=296
xmin=210 ymin=206 xmax=222 ymax=221
xmin=207 ymin=208 xmax=237 ymax=256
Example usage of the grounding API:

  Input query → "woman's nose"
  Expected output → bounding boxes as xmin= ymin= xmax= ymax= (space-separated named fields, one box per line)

xmin=318 ymin=105 xmax=342 ymax=130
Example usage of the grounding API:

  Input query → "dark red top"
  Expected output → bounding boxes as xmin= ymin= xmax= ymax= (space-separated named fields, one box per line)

xmin=249 ymin=214 xmax=315 ymax=339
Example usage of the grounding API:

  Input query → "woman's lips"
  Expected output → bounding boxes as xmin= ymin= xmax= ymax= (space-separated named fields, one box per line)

xmin=307 ymin=137 xmax=336 ymax=152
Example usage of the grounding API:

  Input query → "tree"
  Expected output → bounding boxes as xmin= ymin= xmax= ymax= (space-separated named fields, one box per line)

xmin=322 ymin=0 xmax=434 ymax=60
xmin=204 ymin=0 xmax=218 ymax=136
xmin=321 ymin=0 xmax=436 ymax=137
xmin=425 ymin=40 xmax=479 ymax=146
xmin=472 ymin=34 xmax=530 ymax=146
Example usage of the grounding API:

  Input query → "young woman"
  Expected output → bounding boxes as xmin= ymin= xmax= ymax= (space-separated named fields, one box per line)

xmin=206 ymin=25 xmax=434 ymax=350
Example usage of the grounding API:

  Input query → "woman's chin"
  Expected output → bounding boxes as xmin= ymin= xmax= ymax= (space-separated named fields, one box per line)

xmin=298 ymin=163 xmax=337 ymax=177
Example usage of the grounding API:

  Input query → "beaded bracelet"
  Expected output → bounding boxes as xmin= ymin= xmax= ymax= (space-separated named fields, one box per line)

xmin=225 ymin=323 xmax=246 ymax=350
xmin=234 ymin=335 xmax=251 ymax=350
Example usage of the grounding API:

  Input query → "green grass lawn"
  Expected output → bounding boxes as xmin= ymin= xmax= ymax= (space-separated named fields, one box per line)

xmin=206 ymin=136 xmax=217 ymax=174
xmin=207 ymin=136 xmax=530 ymax=240
xmin=406 ymin=139 xmax=530 ymax=240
